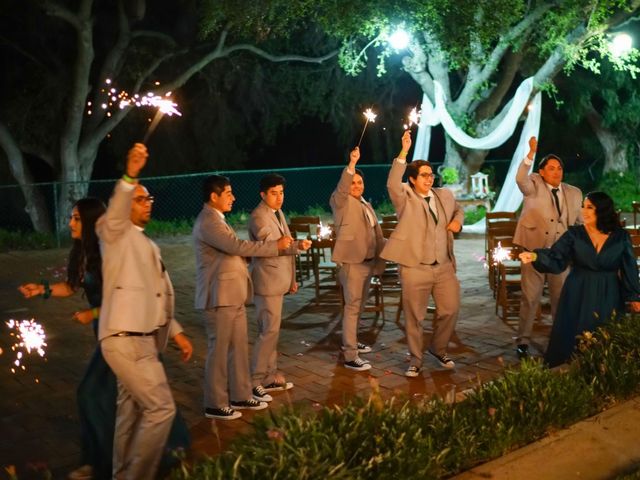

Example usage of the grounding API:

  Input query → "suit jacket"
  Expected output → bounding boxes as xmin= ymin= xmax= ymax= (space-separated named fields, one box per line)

xmin=381 ymin=159 xmax=464 ymax=268
xmin=513 ymin=158 xmax=583 ymax=251
xmin=96 ymin=180 xmax=182 ymax=348
xmin=249 ymin=201 xmax=297 ymax=296
xmin=193 ymin=203 xmax=279 ymax=309
xmin=330 ymin=167 xmax=386 ymax=274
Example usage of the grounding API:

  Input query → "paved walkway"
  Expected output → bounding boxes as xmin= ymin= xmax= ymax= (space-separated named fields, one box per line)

xmin=0 ymin=235 xmax=555 ymax=478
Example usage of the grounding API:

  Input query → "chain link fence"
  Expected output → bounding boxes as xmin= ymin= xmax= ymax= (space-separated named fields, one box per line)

xmin=0 ymin=160 xmax=512 ymax=246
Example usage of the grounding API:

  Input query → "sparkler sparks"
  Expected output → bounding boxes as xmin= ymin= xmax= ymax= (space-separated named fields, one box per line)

xmin=87 ymin=79 xmax=182 ymax=118
xmin=6 ymin=319 xmax=47 ymax=373
xmin=403 ymin=107 xmax=421 ymax=130
xmin=317 ymin=222 xmax=333 ymax=240
xmin=357 ymin=108 xmax=377 ymax=147
xmin=491 ymin=242 xmax=512 ymax=265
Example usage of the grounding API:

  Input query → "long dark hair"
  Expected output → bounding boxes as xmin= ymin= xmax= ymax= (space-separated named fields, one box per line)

xmin=585 ymin=191 xmax=621 ymax=234
xmin=67 ymin=197 xmax=106 ymax=290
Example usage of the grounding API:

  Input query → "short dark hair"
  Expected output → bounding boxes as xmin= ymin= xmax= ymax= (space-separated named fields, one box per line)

xmin=406 ymin=159 xmax=433 ymax=187
xmin=585 ymin=191 xmax=621 ymax=233
xmin=354 ymin=168 xmax=364 ymax=179
xmin=202 ymin=175 xmax=230 ymax=203
xmin=259 ymin=173 xmax=286 ymax=193
xmin=538 ymin=154 xmax=564 ymax=170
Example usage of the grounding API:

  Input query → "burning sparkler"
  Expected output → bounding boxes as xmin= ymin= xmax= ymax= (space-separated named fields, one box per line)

xmin=317 ymin=222 xmax=333 ymax=240
xmin=403 ymin=107 xmax=421 ymax=130
xmin=6 ymin=319 xmax=47 ymax=373
xmin=491 ymin=242 xmax=512 ymax=266
xmin=357 ymin=108 xmax=377 ymax=147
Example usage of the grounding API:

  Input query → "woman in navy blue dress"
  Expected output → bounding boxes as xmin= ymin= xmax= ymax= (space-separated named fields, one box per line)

xmin=19 ymin=198 xmax=189 ymax=479
xmin=520 ymin=192 xmax=640 ymax=367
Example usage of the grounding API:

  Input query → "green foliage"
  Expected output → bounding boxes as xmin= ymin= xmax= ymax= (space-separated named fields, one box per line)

xmin=596 ymin=171 xmax=640 ymax=211
xmin=440 ymin=167 xmax=460 ymax=185
xmin=464 ymin=206 xmax=487 ymax=224
xmin=172 ymin=313 xmax=640 ymax=479
xmin=0 ymin=229 xmax=55 ymax=252
xmin=144 ymin=219 xmax=195 ymax=237
xmin=373 ymin=199 xmax=397 ymax=216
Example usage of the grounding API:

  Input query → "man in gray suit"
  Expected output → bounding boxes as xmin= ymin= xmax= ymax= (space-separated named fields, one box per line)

xmin=193 ymin=175 xmax=294 ymax=420
xmin=330 ymin=146 xmax=386 ymax=372
xmin=249 ymin=174 xmax=311 ymax=399
xmin=97 ymin=143 xmax=193 ymax=480
xmin=513 ymin=136 xmax=583 ymax=359
xmin=381 ymin=131 xmax=464 ymax=377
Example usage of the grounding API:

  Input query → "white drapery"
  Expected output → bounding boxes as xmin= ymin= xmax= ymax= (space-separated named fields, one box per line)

xmin=412 ymin=77 xmax=540 ymax=233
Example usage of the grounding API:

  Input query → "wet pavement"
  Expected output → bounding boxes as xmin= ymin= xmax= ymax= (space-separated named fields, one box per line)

xmin=0 ymin=235 xmax=554 ymax=478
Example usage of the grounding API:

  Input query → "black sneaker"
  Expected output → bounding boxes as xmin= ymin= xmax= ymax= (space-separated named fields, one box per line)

xmin=263 ymin=381 xmax=294 ymax=392
xmin=357 ymin=342 xmax=372 ymax=354
xmin=252 ymin=385 xmax=273 ymax=402
xmin=204 ymin=407 xmax=242 ymax=420
xmin=516 ymin=344 xmax=530 ymax=359
xmin=344 ymin=357 xmax=372 ymax=371
xmin=428 ymin=350 xmax=455 ymax=369
xmin=230 ymin=399 xmax=268 ymax=410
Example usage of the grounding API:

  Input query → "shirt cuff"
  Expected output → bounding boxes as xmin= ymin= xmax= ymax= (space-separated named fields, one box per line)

xmin=523 ymin=157 xmax=533 ymax=166
xmin=346 ymin=166 xmax=355 ymax=175
xmin=119 ymin=179 xmax=136 ymax=191
xmin=396 ymin=157 xmax=407 ymax=164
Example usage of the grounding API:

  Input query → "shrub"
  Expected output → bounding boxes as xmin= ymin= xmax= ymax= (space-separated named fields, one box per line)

xmin=596 ymin=171 xmax=640 ymax=212
xmin=440 ymin=167 xmax=459 ymax=185
xmin=0 ymin=228 xmax=56 ymax=251
xmin=464 ymin=206 xmax=486 ymax=224
xmin=171 ymin=314 xmax=640 ymax=480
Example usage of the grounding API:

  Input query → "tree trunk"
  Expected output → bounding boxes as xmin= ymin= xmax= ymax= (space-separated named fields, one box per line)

xmin=0 ymin=123 xmax=52 ymax=233
xmin=585 ymin=107 xmax=629 ymax=173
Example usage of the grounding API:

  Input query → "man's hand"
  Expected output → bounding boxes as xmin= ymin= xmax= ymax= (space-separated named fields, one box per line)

xmin=289 ymin=282 xmax=299 ymax=294
xmin=348 ymin=147 xmax=360 ymax=167
xmin=298 ymin=239 xmax=312 ymax=251
xmin=277 ymin=236 xmax=294 ymax=250
xmin=446 ymin=220 xmax=462 ymax=233
xmin=519 ymin=252 xmax=536 ymax=264
xmin=72 ymin=309 xmax=94 ymax=325
xmin=527 ymin=136 xmax=537 ymax=160
xmin=400 ymin=130 xmax=412 ymax=156
xmin=173 ymin=332 xmax=193 ymax=362
xmin=18 ymin=283 xmax=43 ymax=298
xmin=126 ymin=143 xmax=148 ymax=178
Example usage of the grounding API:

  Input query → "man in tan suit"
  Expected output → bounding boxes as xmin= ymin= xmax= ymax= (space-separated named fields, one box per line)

xmin=193 ymin=175 xmax=294 ymax=420
xmin=97 ymin=143 xmax=193 ymax=480
xmin=513 ymin=137 xmax=583 ymax=359
xmin=330 ymin=147 xmax=386 ymax=372
xmin=381 ymin=131 xmax=464 ymax=377
xmin=249 ymin=174 xmax=311 ymax=399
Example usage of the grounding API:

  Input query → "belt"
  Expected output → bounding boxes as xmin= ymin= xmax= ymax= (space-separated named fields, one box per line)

xmin=112 ymin=330 xmax=158 ymax=337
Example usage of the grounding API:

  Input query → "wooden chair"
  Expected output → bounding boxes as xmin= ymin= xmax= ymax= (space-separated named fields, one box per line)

xmin=494 ymin=240 xmax=524 ymax=324
xmin=310 ymin=237 xmax=340 ymax=305
xmin=289 ymin=223 xmax=313 ymax=283
xmin=486 ymin=220 xmax=518 ymax=293
xmin=632 ymin=201 xmax=640 ymax=229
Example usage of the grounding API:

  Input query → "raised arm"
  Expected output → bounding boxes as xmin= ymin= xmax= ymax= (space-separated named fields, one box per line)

xmin=330 ymin=147 xmax=360 ymax=211
xmin=386 ymin=131 xmax=412 ymax=212
xmin=516 ymin=136 xmax=537 ymax=197
xmin=96 ymin=144 xmax=148 ymax=243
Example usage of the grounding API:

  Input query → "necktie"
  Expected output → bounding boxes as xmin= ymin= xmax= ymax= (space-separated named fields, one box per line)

xmin=425 ymin=196 xmax=438 ymax=224
xmin=274 ymin=210 xmax=282 ymax=225
xmin=361 ymin=200 xmax=376 ymax=227
xmin=551 ymin=188 xmax=561 ymax=217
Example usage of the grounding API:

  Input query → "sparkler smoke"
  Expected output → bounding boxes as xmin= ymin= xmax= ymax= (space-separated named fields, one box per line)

xmin=357 ymin=108 xmax=377 ymax=147
xmin=6 ymin=319 xmax=47 ymax=374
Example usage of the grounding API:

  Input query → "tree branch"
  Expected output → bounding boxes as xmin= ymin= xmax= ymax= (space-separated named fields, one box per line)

xmin=41 ymin=0 xmax=81 ymax=30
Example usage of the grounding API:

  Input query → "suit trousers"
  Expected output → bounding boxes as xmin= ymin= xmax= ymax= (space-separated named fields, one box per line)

xmin=251 ymin=294 xmax=284 ymax=387
xmin=517 ymin=262 xmax=568 ymax=345
xmin=400 ymin=262 xmax=460 ymax=367
xmin=101 ymin=336 xmax=176 ymax=480
xmin=338 ymin=261 xmax=374 ymax=362
xmin=203 ymin=305 xmax=252 ymax=408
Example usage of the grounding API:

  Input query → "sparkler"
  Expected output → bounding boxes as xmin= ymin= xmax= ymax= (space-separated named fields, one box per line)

xmin=491 ymin=242 xmax=512 ymax=265
xmin=403 ymin=107 xmax=421 ymax=130
xmin=6 ymin=319 xmax=47 ymax=373
xmin=317 ymin=222 xmax=333 ymax=240
xmin=357 ymin=108 xmax=377 ymax=147
xmin=87 ymin=79 xmax=182 ymax=142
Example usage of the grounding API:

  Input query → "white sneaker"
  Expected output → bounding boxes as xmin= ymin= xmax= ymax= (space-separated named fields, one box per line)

xmin=344 ymin=357 xmax=372 ymax=371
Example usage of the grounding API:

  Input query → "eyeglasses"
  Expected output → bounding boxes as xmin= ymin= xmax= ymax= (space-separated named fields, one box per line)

xmin=133 ymin=195 xmax=155 ymax=205
xmin=418 ymin=173 xmax=436 ymax=179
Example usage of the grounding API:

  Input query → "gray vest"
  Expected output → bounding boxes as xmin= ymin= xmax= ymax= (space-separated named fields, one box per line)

xmin=421 ymin=196 xmax=449 ymax=265
xmin=361 ymin=202 xmax=377 ymax=259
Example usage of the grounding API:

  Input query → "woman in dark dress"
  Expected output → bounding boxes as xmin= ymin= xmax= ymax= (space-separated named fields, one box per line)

xmin=519 ymin=191 xmax=640 ymax=367
xmin=19 ymin=198 xmax=189 ymax=480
